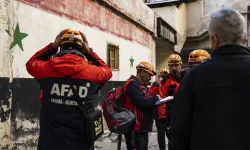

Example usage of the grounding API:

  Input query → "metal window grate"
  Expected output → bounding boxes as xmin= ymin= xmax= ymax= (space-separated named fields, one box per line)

xmin=107 ymin=44 xmax=119 ymax=70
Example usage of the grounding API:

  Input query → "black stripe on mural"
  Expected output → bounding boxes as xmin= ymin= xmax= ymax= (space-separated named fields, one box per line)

xmin=0 ymin=77 xmax=10 ymax=123
xmin=10 ymin=78 xmax=125 ymax=120
xmin=0 ymin=77 xmax=124 ymax=147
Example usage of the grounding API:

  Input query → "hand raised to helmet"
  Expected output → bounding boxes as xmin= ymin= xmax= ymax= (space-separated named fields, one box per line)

xmin=79 ymin=31 xmax=90 ymax=54
xmin=52 ymin=29 xmax=69 ymax=49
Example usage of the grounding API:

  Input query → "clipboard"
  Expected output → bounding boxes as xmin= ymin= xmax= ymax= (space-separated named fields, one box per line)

xmin=155 ymin=96 xmax=174 ymax=106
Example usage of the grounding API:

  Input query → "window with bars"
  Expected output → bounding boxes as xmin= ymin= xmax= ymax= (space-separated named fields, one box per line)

xmin=107 ymin=43 xmax=119 ymax=70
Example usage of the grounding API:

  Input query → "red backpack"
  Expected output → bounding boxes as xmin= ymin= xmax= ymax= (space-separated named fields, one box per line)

xmin=101 ymin=79 xmax=135 ymax=134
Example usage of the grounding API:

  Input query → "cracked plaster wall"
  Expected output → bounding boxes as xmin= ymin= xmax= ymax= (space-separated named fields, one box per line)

xmin=103 ymin=0 xmax=156 ymax=32
xmin=183 ymin=0 xmax=248 ymax=49
xmin=152 ymin=3 xmax=187 ymax=52
xmin=0 ymin=0 xmax=14 ymax=149
xmin=186 ymin=0 xmax=248 ymax=38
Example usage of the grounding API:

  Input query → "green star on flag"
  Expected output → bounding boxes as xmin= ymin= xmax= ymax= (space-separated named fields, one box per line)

xmin=129 ymin=56 xmax=134 ymax=68
xmin=6 ymin=23 xmax=28 ymax=51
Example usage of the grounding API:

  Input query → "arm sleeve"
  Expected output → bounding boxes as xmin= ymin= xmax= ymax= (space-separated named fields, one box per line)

xmin=126 ymin=81 xmax=159 ymax=108
xmin=149 ymin=85 xmax=159 ymax=96
xmin=159 ymin=80 xmax=169 ymax=98
xmin=85 ymin=48 xmax=106 ymax=66
xmin=84 ymin=49 xmax=112 ymax=85
xmin=26 ymin=43 xmax=58 ymax=79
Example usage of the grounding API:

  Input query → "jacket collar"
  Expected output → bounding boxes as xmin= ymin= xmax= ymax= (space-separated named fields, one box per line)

xmin=211 ymin=44 xmax=250 ymax=57
xmin=130 ymin=75 xmax=145 ymax=86
xmin=54 ymin=50 xmax=86 ymax=59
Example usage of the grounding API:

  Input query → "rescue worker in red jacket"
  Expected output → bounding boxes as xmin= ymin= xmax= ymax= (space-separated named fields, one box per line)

xmin=123 ymin=62 xmax=161 ymax=150
xmin=26 ymin=29 xmax=112 ymax=150
xmin=148 ymin=81 xmax=160 ymax=96
xmin=149 ymin=68 xmax=169 ymax=96
xmin=188 ymin=49 xmax=211 ymax=68
xmin=157 ymin=54 xmax=182 ymax=150
xmin=148 ymin=68 xmax=170 ymax=150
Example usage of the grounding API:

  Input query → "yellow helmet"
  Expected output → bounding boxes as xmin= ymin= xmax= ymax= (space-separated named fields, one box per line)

xmin=188 ymin=49 xmax=211 ymax=67
xmin=159 ymin=68 xmax=169 ymax=77
xmin=168 ymin=54 xmax=182 ymax=65
xmin=59 ymin=29 xmax=84 ymax=48
xmin=136 ymin=62 xmax=157 ymax=76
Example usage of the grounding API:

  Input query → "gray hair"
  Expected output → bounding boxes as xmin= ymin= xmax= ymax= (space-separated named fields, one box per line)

xmin=208 ymin=8 xmax=246 ymax=45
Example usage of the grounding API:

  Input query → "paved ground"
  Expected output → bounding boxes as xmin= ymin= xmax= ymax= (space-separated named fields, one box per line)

xmin=95 ymin=122 xmax=168 ymax=150
xmin=95 ymin=132 xmax=168 ymax=150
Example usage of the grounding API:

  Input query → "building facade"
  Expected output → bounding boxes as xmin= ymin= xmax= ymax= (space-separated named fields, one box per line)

xmin=0 ymin=0 xmax=156 ymax=149
xmin=145 ymin=0 xmax=248 ymax=68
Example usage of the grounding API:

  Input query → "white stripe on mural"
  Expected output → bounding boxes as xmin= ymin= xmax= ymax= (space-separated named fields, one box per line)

xmin=11 ymin=1 xmax=154 ymax=80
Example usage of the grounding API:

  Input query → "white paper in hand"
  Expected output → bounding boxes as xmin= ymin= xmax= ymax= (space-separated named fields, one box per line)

xmin=155 ymin=96 xmax=174 ymax=106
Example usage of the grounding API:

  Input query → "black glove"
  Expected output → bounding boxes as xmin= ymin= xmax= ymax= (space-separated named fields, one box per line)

xmin=84 ymin=49 xmax=101 ymax=66
xmin=38 ymin=45 xmax=58 ymax=61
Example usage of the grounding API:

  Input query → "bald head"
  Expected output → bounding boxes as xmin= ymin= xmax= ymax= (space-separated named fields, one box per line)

xmin=208 ymin=8 xmax=246 ymax=50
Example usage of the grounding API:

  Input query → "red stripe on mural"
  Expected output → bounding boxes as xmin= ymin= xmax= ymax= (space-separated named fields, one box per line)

xmin=16 ymin=0 xmax=153 ymax=48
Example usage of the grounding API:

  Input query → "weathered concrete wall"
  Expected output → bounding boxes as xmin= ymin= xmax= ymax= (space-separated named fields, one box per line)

xmin=103 ymin=0 xmax=156 ymax=32
xmin=149 ymin=0 xmax=248 ymax=52
xmin=186 ymin=1 xmax=203 ymax=36
xmin=183 ymin=36 xmax=211 ymax=50
xmin=184 ymin=0 xmax=248 ymax=50
xmin=152 ymin=4 xmax=187 ymax=52
xmin=17 ymin=0 xmax=155 ymax=49
xmin=186 ymin=0 xmax=248 ymax=38
xmin=0 ymin=0 xmax=13 ymax=78
xmin=153 ymin=6 xmax=177 ymax=29
xmin=156 ymin=48 xmax=173 ymax=72
xmin=13 ymin=0 xmax=156 ymax=80
xmin=0 ymin=0 xmax=14 ymax=149
xmin=175 ymin=3 xmax=187 ymax=53
xmin=0 ymin=0 xmax=156 ymax=149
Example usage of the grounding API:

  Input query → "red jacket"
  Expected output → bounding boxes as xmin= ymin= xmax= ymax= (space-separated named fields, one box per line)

xmin=26 ymin=43 xmax=112 ymax=149
xmin=26 ymin=43 xmax=112 ymax=86
xmin=149 ymin=81 xmax=160 ymax=96
xmin=124 ymin=76 xmax=159 ymax=132
xmin=158 ymin=75 xmax=180 ymax=119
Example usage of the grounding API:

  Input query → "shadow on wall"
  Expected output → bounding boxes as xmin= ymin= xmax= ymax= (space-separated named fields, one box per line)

xmin=0 ymin=77 xmax=124 ymax=149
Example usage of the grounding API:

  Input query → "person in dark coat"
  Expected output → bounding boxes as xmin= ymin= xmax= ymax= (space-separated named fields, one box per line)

xmin=26 ymin=29 xmax=112 ymax=150
xmin=169 ymin=8 xmax=249 ymax=150
xmin=123 ymin=61 xmax=160 ymax=150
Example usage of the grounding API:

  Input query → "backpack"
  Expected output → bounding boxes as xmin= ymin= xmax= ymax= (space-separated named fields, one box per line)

xmin=101 ymin=80 xmax=135 ymax=135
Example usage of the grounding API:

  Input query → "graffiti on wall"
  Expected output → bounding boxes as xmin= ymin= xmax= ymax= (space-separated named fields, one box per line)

xmin=5 ymin=23 xmax=28 ymax=51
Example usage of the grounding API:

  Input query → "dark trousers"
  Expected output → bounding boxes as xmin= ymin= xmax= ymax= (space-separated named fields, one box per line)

xmin=125 ymin=132 xmax=149 ymax=150
xmin=155 ymin=118 xmax=171 ymax=150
